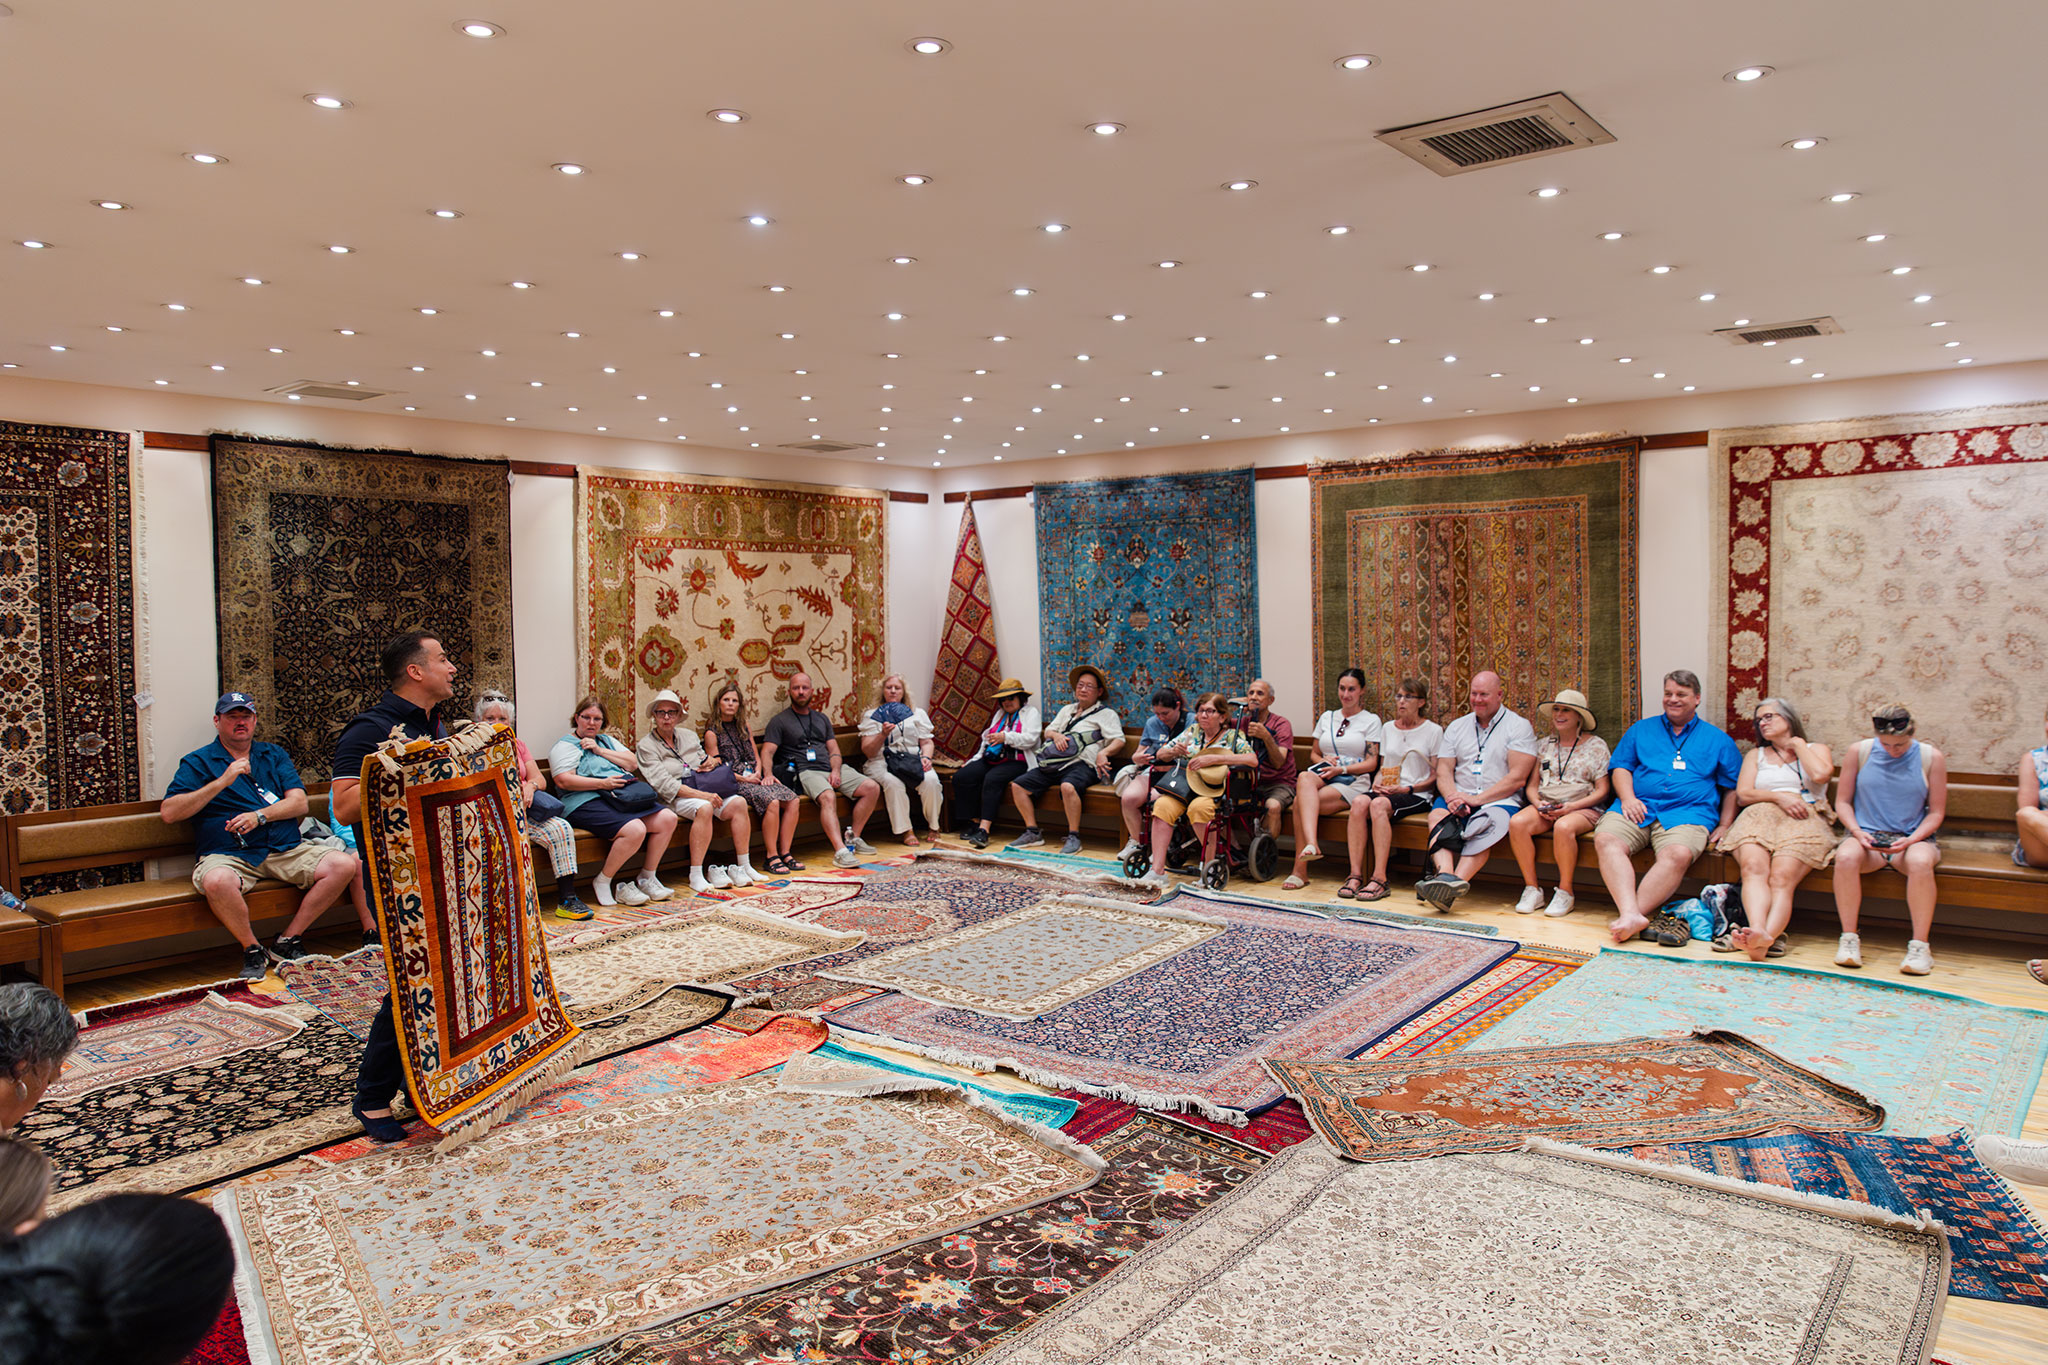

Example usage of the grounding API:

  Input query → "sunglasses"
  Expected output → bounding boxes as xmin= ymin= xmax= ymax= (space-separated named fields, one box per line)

xmin=1872 ymin=714 xmax=1911 ymax=734
xmin=1336 ymin=717 xmax=1351 ymax=737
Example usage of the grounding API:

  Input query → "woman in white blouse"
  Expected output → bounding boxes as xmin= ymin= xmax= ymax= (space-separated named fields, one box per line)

xmin=1722 ymin=697 xmax=1835 ymax=959
xmin=859 ymin=674 xmax=944 ymax=845
xmin=1284 ymin=668 xmax=1381 ymax=891
xmin=1506 ymin=689 xmax=1612 ymax=918
xmin=1344 ymin=678 xmax=1443 ymax=901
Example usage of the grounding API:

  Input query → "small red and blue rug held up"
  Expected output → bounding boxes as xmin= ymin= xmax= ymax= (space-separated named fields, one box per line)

xmin=358 ymin=722 xmax=583 ymax=1146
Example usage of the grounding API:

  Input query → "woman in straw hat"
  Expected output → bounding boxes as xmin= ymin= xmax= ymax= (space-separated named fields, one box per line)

xmin=950 ymin=679 xmax=1040 ymax=849
xmin=1506 ymin=689 xmax=1611 ymax=918
xmin=1722 ymin=697 xmax=1836 ymax=960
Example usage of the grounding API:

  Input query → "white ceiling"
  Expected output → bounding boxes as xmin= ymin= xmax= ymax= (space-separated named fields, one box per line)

xmin=4 ymin=0 xmax=2044 ymax=468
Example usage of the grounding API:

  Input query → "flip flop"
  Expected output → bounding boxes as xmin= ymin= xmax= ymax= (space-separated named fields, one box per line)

xmin=1338 ymin=876 xmax=1363 ymax=899
xmin=1359 ymin=878 xmax=1390 ymax=901
xmin=1281 ymin=875 xmax=1309 ymax=890
xmin=2029 ymin=960 xmax=2048 ymax=986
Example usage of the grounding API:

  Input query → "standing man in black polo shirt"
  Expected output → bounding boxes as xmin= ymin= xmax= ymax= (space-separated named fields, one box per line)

xmin=331 ymin=630 xmax=455 ymax=1142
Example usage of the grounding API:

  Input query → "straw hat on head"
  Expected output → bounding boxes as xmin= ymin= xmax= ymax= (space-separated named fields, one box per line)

xmin=1538 ymin=689 xmax=1597 ymax=732
xmin=645 ymin=688 xmax=685 ymax=717
xmin=1068 ymin=664 xmax=1108 ymax=695
xmin=989 ymin=678 xmax=1031 ymax=701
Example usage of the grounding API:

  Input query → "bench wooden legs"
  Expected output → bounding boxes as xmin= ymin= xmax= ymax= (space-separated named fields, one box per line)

xmin=38 ymin=925 xmax=65 ymax=1003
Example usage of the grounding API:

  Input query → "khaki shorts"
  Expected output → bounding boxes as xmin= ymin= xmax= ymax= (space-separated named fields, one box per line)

xmin=192 ymin=841 xmax=343 ymax=894
xmin=1152 ymin=792 xmax=1221 ymax=827
xmin=797 ymin=767 xmax=873 ymax=802
xmin=1594 ymin=810 xmax=1711 ymax=859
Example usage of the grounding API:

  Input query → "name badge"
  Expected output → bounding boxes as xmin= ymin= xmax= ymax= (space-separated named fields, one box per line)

xmin=805 ymin=748 xmax=818 ymax=762
xmin=1671 ymin=756 xmax=1687 ymax=771
xmin=257 ymin=784 xmax=282 ymax=805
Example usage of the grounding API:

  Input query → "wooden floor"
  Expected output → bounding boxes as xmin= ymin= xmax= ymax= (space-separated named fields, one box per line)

xmin=65 ymin=831 xmax=2048 ymax=1365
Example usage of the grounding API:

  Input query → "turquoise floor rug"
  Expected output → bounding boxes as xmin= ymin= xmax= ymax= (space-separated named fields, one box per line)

xmin=1472 ymin=949 xmax=2048 ymax=1137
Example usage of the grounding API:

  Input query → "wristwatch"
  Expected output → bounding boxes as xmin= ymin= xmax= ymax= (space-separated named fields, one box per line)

xmin=254 ymin=810 xmax=265 ymax=825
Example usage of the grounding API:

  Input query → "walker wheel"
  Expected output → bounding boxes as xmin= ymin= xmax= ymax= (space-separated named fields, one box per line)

xmin=1201 ymin=859 xmax=1229 ymax=890
xmin=1122 ymin=849 xmax=1152 ymax=879
xmin=1246 ymin=831 xmax=1279 ymax=883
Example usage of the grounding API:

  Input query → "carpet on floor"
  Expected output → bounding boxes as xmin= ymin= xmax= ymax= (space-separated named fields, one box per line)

xmin=1268 ymin=1029 xmax=1884 ymax=1162
xmin=539 ymin=878 xmax=860 ymax=936
xmin=1060 ymin=1092 xmax=1315 ymax=1152
xmin=50 ymin=982 xmax=305 ymax=1102
xmin=546 ymin=903 xmax=864 ymax=1023
xmin=825 ymin=891 xmax=1519 ymax=1122
xmin=559 ymin=1107 xmax=1266 ymax=1365
xmin=818 ymin=894 xmax=1225 ymax=1020
xmin=1033 ymin=466 xmax=1259 ymax=702
xmin=221 ymin=1073 xmax=1103 ymax=1365
xmin=1472 ymin=948 xmax=2048 ymax=1137
xmin=927 ymin=501 xmax=1006 ymax=762
xmin=210 ymin=435 xmax=514 ymax=773
xmin=1158 ymin=882 xmax=1503 ymax=936
xmin=1707 ymin=400 xmax=2048 ymax=760
xmin=976 ymin=1140 xmax=1949 ymax=1365
xmin=359 ymin=723 xmax=582 ymax=1146
xmin=1310 ymin=436 xmax=1640 ymax=748
xmin=778 ymin=1036 xmax=1079 ymax=1129
xmin=730 ymin=862 xmax=1148 ymax=1013
xmin=1629 ymin=1128 xmax=2048 ymax=1307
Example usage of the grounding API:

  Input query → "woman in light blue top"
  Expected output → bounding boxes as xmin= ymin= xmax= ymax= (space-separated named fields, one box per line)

xmin=1831 ymin=705 xmax=1947 ymax=977
xmin=549 ymin=694 xmax=678 ymax=909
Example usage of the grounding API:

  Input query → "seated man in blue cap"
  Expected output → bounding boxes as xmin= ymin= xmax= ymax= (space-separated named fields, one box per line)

xmin=160 ymin=692 xmax=366 ymax=979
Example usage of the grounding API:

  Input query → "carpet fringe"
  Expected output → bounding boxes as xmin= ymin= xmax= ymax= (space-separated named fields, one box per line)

xmin=714 ymin=900 xmax=868 ymax=941
xmin=1164 ymin=884 xmax=1511 ymax=940
xmin=431 ymin=1033 xmax=593 ymax=1154
xmin=821 ymin=1023 xmax=1250 ymax=1127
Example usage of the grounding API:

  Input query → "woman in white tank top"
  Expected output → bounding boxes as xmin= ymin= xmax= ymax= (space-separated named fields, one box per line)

xmin=1722 ymin=696 xmax=1835 ymax=961
xmin=1284 ymin=669 xmax=1382 ymax=889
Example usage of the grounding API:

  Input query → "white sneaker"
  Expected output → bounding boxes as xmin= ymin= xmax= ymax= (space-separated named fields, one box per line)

xmin=833 ymin=846 xmax=859 ymax=868
xmin=688 ymin=868 xmax=712 ymax=894
xmin=706 ymin=865 xmax=733 ymax=890
xmin=1514 ymin=886 xmax=1545 ymax=914
xmin=850 ymin=836 xmax=879 ymax=856
xmin=614 ymin=880 xmax=650 ymax=907
xmin=1117 ymin=839 xmax=1144 ymax=861
xmin=1543 ymin=890 xmax=1576 ymax=918
xmin=635 ymin=871 xmax=673 ymax=901
xmin=1834 ymin=932 xmax=1863 ymax=968
xmin=728 ymin=862 xmax=757 ymax=887
xmin=1901 ymin=939 xmax=1933 ymax=976
xmin=592 ymin=874 xmax=616 ymax=907
xmin=1975 ymin=1134 xmax=2048 ymax=1185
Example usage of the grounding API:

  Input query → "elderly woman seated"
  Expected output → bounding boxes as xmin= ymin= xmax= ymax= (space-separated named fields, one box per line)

xmin=476 ymin=690 xmax=591 ymax=919
xmin=1284 ymin=668 xmax=1381 ymax=893
xmin=860 ymin=674 xmax=944 ymax=846
xmin=550 ymin=695 xmax=679 ymax=908
xmin=1143 ymin=691 xmax=1258 ymax=884
xmin=1720 ymin=697 xmax=1834 ymax=959
xmin=639 ymin=689 xmax=756 ymax=892
xmin=1 ymin=983 xmax=78 ymax=1133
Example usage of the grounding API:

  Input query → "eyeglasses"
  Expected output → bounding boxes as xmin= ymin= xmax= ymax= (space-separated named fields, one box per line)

xmin=1872 ymin=714 xmax=1911 ymax=734
xmin=1336 ymin=717 xmax=1351 ymax=737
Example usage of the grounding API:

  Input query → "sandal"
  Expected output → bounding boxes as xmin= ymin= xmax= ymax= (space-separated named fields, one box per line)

xmin=1647 ymin=912 xmax=1692 ymax=948
xmin=1281 ymin=874 xmax=1308 ymax=890
xmin=2028 ymin=960 xmax=2047 ymax=986
xmin=1338 ymin=876 xmax=1363 ymax=900
xmin=1359 ymin=878 xmax=1390 ymax=902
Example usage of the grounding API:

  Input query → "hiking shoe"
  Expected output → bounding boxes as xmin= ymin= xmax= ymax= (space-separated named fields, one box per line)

xmin=1436 ymin=876 xmax=1470 ymax=906
xmin=239 ymin=944 xmax=270 ymax=980
xmin=1834 ymin=932 xmax=1863 ymax=968
xmin=850 ymin=836 xmax=879 ymax=856
xmin=1901 ymin=939 xmax=1933 ymax=976
xmin=554 ymin=895 xmax=594 ymax=921
xmin=270 ymin=935 xmax=308 ymax=963
xmin=1414 ymin=876 xmax=1455 ymax=910
xmin=1514 ymin=886 xmax=1545 ymax=914
xmin=1543 ymin=890 xmax=1576 ymax=918
xmin=360 ymin=928 xmax=382 ymax=949
xmin=614 ymin=880 xmax=651 ymax=907
xmin=833 ymin=846 xmax=860 ymax=868
xmin=965 ymin=828 xmax=990 ymax=849
xmin=1646 ymin=912 xmax=1691 ymax=948
xmin=1007 ymin=828 xmax=1045 ymax=849
xmin=1061 ymin=834 xmax=1084 ymax=855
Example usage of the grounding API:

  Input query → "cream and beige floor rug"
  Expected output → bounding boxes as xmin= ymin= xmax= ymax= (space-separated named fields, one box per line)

xmin=547 ymin=904 xmax=864 ymax=1024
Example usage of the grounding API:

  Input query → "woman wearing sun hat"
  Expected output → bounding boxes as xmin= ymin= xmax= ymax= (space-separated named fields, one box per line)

xmin=949 ymin=678 xmax=1040 ymax=849
xmin=1506 ymin=688 xmax=1611 ymax=918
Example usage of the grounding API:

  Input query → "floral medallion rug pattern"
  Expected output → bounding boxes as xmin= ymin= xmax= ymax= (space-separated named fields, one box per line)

xmin=825 ymin=892 xmax=1518 ymax=1122
xmin=1266 ymin=1029 xmax=1883 ymax=1161
xmin=1471 ymin=949 xmax=2048 ymax=1138
xmin=574 ymin=465 xmax=887 ymax=739
xmin=1708 ymin=400 xmax=2048 ymax=758
xmin=221 ymin=1074 xmax=1103 ymax=1365
xmin=210 ymin=436 xmax=515 ymax=771
xmin=976 ymin=1141 xmax=1949 ymax=1365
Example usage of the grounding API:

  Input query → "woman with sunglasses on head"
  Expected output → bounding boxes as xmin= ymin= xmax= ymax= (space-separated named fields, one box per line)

xmin=1721 ymin=697 xmax=1835 ymax=959
xmin=1832 ymin=705 xmax=1946 ymax=975
xmin=1283 ymin=669 xmax=1380 ymax=892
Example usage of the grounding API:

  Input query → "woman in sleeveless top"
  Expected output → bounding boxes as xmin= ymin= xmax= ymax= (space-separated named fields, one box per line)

xmin=1721 ymin=697 xmax=1834 ymax=959
xmin=1284 ymin=668 xmax=1382 ymax=892
xmin=702 ymin=681 xmax=803 ymax=875
xmin=1831 ymin=705 xmax=1946 ymax=976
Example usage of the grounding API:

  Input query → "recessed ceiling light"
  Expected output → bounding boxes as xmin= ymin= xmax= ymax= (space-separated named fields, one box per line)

xmin=884 ymin=351 xmax=899 ymax=357
xmin=687 ymin=351 xmax=702 ymax=357
xmin=1326 ymin=225 xmax=1350 ymax=235
xmin=1810 ymin=372 xmax=1826 ymax=378
xmin=529 ymin=380 xmax=543 ymax=387
xmin=1324 ymin=315 xmax=1342 ymax=323
xmin=1528 ymin=385 xmax=1541 ymax=392
xmin=1649 ymin=264 xmax=1673 ymax=274
xmin=885 ymin=312 xmax=904 ymax=321
xmin=47 ymin=345 xmax=66 ymax=352
xmin=1192 ymin=336 xmax=1207 ymax=342
xmin=1264 ymin=353 xmax=1279 ymax=360
xmin=1041 ymin=222 xmax=1069 ymax=234
xmin=287 ymin=393 xmax=299 ymax=399
xmin=1958 ymin=357 xmax=1974 ymax=364
xmin=1618 ymin=356 xmax=1633 ymax=363
xmin=510 ymin=280 xmax=534 ymax=289
xmin=268 ymin=346 xmax=285 ymax=353
xmin=562 ymin=331 xmax=581 ymax=338
xmin=483 ymin=348 xmax=497 ymax=356
xmin=1336 ymin=54 xmax=1377 ymax=70
xmin=1112 ymin=313 xmax=1130 ymax=321
xmin=1725 ymin=65 xmax=1773 ymax=82
xmin=1223 ymin=179 xmax=1257 ymax=191
xmin=305 ymin=94 xmax=350 ymax=110
xmin=1532 ymin=316 xmax=1549 ymax=324
xmin=1784 ymin=137 xmax=1826 ymax=151
xmin=1944 ymin=340 xmax=1960 ymax=347
xmin=185 ymin=152 xmax=227 ymax=166
xmin=617 ymin=251 xmax=644 ymax=261
xmin=656 ymin=309 xmax=675 ymax=318
xmin=1734 ymin=318 xmax=1751 ymax=326
xmin=746 ymin=214 xmax=773 ymax=227
xmin=1011 ymin=287 xmax=1034 ymax=297
xmin=991 ymin=334 xmax=1008 ymax=342
xmin=898 ymin=173 xmax=932 ymax=186
xmin=211 ymin=364 xmax=225 ymax=371
xmin=1652 ymin=371 xmax=1666 ymax=378
xmin=1913 ymin=294 xmax=1932 ymax=303
xmin=907 ymin=36 xmax=951 ymax=54
xmin=104 ymin=325 xmax=122 ymax=332
xmin=1890 ymin=265 xmax=1914 ymax=275
xmin=553 ymin=162 xmax=586 ymax=175
xmin=1421 ymin=397 xmax=1434 ymax=404
xmin=1443 ymin=354 xmax=1457 ymax=363
xmin=1386 ymin=337 xmax=1401 ymax=345
xmin=456 ymin=20 xmax=504 ymax=37
xmin=1600 ymin=231 xmax=1626 ymax=241
xmin=765 ymin=284 xmax=787 ymax=292
xmin=96 ymin=200 xmax=130 ymax=211
xmin=164 ymin=302 xmax=187 ymax=311
xmin=464 ymin=393 xmax=476 ymax=400
xmin=1530 ymin=187 xmax=1564 ymax=198
xmin=1375 ymin=384 xmax=1387 ymax=390
xmin=18 ymin=239 xmax=48 ymax=248
xmin=1566 ymin=397 xmax=1579 ymax=404
xmin=431 ymin=208 xmax=462 ymax=219
xmin=328 ymin=244 xmax=351 ymax=254
xmin=1489 ymin=372 xmax=1503 ymax=378
xmin=410 ymin=365 xmax=426 ymax=372
xmin=1683 ymin=384 xmax=1696 ymax=391
xmin=1476 ymin=292 xmax=1495 ymax=301
xmin=1088 ymin=121 xmax=1124 ymax=136
xmin=1157 ymin=260 xmax=1180 ymax=268
xmin=335 ymin=328 xmax=356 ymax=336
xmin=241 ymin=276 xmax=264 ymax=285
xmin=1579 ymin=336 xmax=1594 ymax=344
xmin=1324 ymin=370 xmax=1337 ymax=377
xmin=1248 ymin=290 xmax=1269 ymax=299
xmin=1862 ymin=233 xmax=1888 ymax=243
xmin=1698 ymin=292 xmax=1717 ymax=302
xmin=707 ymin=108 xmax=748 ymax=123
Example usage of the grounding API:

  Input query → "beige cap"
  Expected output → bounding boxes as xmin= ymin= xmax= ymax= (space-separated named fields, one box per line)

xmin=645 ymin=688 xmax=685 ymax=716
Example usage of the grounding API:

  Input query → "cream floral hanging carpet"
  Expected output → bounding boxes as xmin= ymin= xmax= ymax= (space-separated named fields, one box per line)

xmin=575 ymin=467 xmax=887 ymax=740
xmin=1709 ymin=401 xmax=2048 ymax=763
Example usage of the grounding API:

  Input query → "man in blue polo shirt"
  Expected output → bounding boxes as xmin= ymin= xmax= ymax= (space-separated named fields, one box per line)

xmin=161 ymin=693 xmax=362 ymax=980
xmin=1594 ymin=669 xmax=1742 ymax=944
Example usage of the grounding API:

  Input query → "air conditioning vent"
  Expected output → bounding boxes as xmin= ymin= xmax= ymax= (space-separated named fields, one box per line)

xmin=1376 ymin=93 xmax=1616 ymax=176
xmin=1714 ymin=317 xmax=1844 ymax=345
xmin=264 ymin=380 xmax=393 ymax=401
xmin=778 ymin=438 xmax=872 ymax=454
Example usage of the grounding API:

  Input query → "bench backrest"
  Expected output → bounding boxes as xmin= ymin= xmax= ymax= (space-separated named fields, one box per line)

xmin=2 ymin=786 xmax=336 ymax=884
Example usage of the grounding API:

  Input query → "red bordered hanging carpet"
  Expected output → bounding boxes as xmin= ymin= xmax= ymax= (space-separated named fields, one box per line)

xmin=927 ymin=501 xmax=1004 ymax=760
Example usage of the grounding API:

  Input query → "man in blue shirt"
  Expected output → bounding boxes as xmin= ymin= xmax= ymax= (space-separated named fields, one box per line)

xmin=1594 ymin=669 xmax=1742 ymax=944
xmin=161 ymin=693 xmax=362 ymax=980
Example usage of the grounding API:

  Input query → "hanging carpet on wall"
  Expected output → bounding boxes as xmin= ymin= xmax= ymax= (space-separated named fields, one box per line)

xmin=210 ymin=436 xmax=514 ymax=774
xmin=1033 ymin=467 xmax=1258 ymax=704
xmin=927 ymin=500 xmax=1004 ymax=760
xmin=1310 ymin=437 xmax=1640 ymax=732
xmin=0 ymin=420 xmax=145 ymax=889
xmin=575 ymin=466 xmax=888 ymax=739
xmin=1708 ymin=400 xmax=2048 ymax=761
